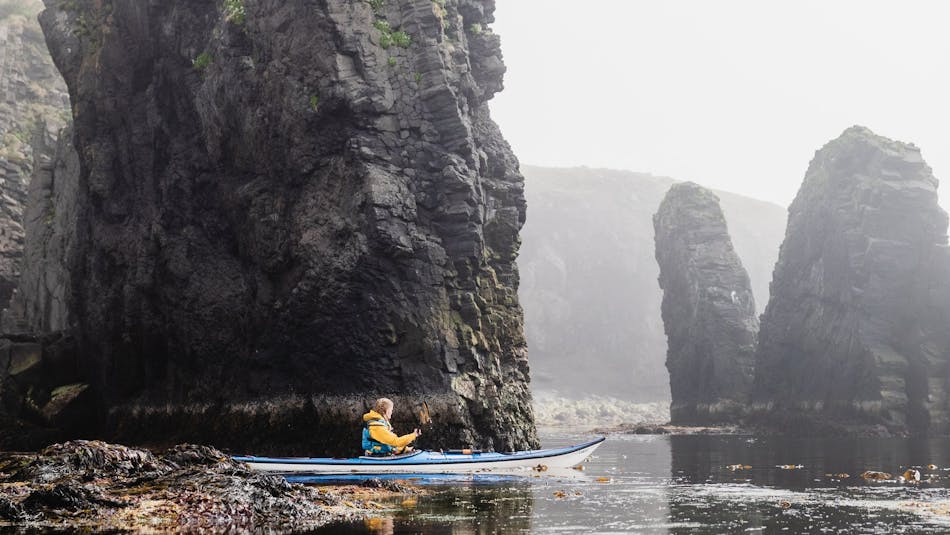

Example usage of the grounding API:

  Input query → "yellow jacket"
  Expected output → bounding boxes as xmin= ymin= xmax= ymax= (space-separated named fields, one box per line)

xmin=362 ymin=410 xmax=417 ymax=453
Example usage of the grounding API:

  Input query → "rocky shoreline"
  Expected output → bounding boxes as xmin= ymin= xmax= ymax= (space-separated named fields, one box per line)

xmin=594 ymin=418 xmax=901 ymax=438
xmin=593 ymin=423 xmax=747 ymax=436
xmin=0 ymin=440 xmax=419 ymax=532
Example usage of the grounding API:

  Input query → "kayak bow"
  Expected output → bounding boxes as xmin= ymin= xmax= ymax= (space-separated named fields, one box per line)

xmin=233 ymin=437 xmax=605 ymax=474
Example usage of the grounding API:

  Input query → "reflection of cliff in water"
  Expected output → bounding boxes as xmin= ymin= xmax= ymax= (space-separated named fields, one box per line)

xmin=669 ymin=435 xmax=944 ymax=489
xmin=308 ymin=482 xmax=533 ymax=534
xmin=435 ymin=483 xmax=533 ymax=535
xmin=667 ymin=435 xmax=950 ymax=532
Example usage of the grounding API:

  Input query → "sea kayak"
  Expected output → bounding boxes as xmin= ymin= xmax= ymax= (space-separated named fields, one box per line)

xmin=233 ymin=437 xmax=605 ymax=474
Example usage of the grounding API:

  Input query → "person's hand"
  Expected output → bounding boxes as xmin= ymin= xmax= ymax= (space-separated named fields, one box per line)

xmin=414 ymin=428 xmax=422 ymax=437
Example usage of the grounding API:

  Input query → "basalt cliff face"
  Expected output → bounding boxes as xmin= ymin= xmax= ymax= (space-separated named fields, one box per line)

xmin=653 ymin=182 xmax=758 ymax=424
xmin=754 ymin=126 xmax=950 ymax=435
xmin=27 ymin=0 xmax=535 ymax=454
xmin=0 ymin=0 xmax=69 ymax=309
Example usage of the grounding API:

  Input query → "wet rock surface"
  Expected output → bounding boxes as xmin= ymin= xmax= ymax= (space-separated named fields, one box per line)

xmin=0 ymin=440 xmax=400 ymax=531
xmin=753 ymin=126 xmax=950 ymax=435
xmin=653 ymin=182 xmax=758 ymax=424
xmin=24 ymin=0 xmax=536 ymax=454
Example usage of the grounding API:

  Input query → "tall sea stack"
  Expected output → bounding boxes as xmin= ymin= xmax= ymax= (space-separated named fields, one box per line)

xmin=517 ymin=167 xmax=785 ymax=404
xmin=754 ymin=126 xmax=950 ymax=435
xmin=654 ymin=182 xmax=758 ymax=424
xmin=22 ymin=0 xmax=536 ymax=454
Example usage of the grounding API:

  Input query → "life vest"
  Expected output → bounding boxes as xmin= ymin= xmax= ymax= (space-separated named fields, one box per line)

xmin=362 ymin=418 xmax=396 ymax=455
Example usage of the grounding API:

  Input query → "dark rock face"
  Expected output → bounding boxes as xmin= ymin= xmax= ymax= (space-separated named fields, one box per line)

xmin=0 ymin=1 xmax=69 ymax=309
xmin=518 ymin=166 xmax=785 ymax=402
xmin=754 ymin=126 xmax=950 ymax=435
xmin=653 ymin=182 xmax=758 ymax=423
xmin=32 ymin=0 xmax=536 ymax=454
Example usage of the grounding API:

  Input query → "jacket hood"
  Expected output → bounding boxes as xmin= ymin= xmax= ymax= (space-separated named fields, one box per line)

xmin=363 ymin=410 xmax=386 ymax=422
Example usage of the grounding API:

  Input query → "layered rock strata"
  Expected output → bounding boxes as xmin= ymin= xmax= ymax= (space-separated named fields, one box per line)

xmin=30 ymin=0 xmax=536 ymax=454
xmin=0 ymin=1 xmax=69 ymax=308
xmin=754 ymin=126 xmax=950 ymax=435
xmin=654 ymin=182 xmax=758 ymax=424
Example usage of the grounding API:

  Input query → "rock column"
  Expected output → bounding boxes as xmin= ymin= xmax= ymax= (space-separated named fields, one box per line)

xmin=27 ymin=0 xmax=536 ymax=454
xmin=654 ymin=182 xmax=758 ymax=424
xmin=754 ymin=126 xmax=950 ymax=435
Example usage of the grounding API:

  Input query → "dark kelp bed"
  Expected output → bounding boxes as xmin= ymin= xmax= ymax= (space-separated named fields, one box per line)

xmin=0 ymin=440 xmax=420 ymax=532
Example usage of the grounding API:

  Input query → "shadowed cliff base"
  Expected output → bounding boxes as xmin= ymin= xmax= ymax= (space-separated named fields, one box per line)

xmin=0 ymin=332 xmax=532 ymax=455
xmin=105 ymin=393 xmax=533 ymax=457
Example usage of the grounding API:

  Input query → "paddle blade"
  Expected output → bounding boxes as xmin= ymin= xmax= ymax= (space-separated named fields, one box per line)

xmin=419 ymin=401 xmax=432 ymax=425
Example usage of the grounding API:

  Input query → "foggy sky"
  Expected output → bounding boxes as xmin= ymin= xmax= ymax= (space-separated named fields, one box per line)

xmin=489 ymin=1 xmax=949 ymax=209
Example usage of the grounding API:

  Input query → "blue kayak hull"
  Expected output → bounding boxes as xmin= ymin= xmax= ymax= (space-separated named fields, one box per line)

xmin=233 ymin=437 xmax=605 ymax=474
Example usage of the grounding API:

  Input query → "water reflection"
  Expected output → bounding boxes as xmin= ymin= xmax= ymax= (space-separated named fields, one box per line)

xmin=669 ymin=435 xmax=950 ymax=488
xmin=308 ymin=481 xmax=533 ymax=534
xmin=533 ymin=433 xmax=672 ymax=534
xmin=667 ymin=435 xmax=950 ymax=533
xmin=305 ymin=433 xmax=950 ymax=534
xmin=363 ymin=516 xmax=394 ymax=534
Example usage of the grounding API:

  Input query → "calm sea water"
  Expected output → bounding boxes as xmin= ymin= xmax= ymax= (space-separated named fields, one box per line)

xmin=306 ymin=430 xmax=950 ymax=534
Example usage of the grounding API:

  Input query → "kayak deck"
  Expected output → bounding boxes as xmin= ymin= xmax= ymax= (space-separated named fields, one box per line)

xmin=233 ymin=437 xmax=605 ymax=474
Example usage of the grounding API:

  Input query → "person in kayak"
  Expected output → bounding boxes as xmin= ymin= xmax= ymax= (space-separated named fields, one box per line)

xmin=362 ymin=398 xmax=421 ymax=456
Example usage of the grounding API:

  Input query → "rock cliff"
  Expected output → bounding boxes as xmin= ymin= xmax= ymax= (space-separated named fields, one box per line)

xmin=4 ymin=125 xmax=78 ymax=333
xmin=653 ymin=182 xmax=758 ymax=423
xmin=517 ymin=166 xmax=785 ymax=402
xmin=27 ymin=0 xmax=535 ymax=454
xmin=0 ymin=0 xmax=69 ymax=309
xmin=754 ymin=126 xmax=950 ymax=435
